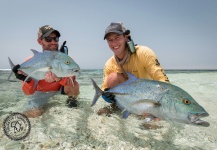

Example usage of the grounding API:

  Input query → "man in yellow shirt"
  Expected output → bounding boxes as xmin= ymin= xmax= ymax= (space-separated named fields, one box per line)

xmin=98 ymin=22 xmax=169 ymax=115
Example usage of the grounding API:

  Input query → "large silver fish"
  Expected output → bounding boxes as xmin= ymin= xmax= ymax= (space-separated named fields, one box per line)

xmin=91 ymin=73 xmax=210 ymax=127
xmin=8 ymin=49 xmax=80 ymax=86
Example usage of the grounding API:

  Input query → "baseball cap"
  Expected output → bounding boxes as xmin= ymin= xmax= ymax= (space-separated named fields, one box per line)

xmin=104 ymin=22 xmax=126 ymax=40
xmin=38 ymin=25 xmax=61 ymax=39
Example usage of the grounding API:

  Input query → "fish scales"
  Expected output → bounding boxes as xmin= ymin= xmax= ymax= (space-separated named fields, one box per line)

xmin=8 ymin=49 xmax=80 ymax=85
xmin=91 ymin=73 xmax=210 ymax=127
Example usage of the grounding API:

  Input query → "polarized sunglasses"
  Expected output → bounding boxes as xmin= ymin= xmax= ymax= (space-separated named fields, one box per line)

xmin=44 ymin=36 xmax=59 ymax=42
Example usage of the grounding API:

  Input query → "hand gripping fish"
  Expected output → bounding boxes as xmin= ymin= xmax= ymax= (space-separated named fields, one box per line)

xmin=91 ymin=73 xmax=210 ymax=127
xmin=8 ymin=49 xmax=80 ymax=88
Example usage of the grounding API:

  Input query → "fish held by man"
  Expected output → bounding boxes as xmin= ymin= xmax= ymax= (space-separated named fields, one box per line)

xmin=91 ymin=73 xmax=210 ymax=127
xmin=8 ymin=49 xmax=80 ymax=87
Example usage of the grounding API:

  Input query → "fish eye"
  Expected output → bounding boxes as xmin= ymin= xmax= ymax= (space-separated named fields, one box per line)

xmin=65 ymin=61 xmax=70 ymax=65
xmin=181 ymin=99 xmax=191 ymax=105
xmin=74 ymin=69 xmax=79 ymax=72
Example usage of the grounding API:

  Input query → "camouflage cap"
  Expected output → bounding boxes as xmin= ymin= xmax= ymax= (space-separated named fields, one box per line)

xmin=38 ymin=25 xmax=60 ymax=39
xmin=104 ymin=22 xmax=126 ymax=40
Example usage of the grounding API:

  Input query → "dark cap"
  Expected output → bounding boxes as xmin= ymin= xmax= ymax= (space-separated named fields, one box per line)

xmin=104 ymin=22 xmax=126 ymax=40
xmin=38 ymin=25 xmax=61 ymax=39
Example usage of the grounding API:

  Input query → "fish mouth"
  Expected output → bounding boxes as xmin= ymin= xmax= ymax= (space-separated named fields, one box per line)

xmin=69 ymin=68 xmax=80 ymax=76
xmin=72 ymin=68 xmax=80 ymax=73
xmin=188 ymin=112 xmax=210 ymax=127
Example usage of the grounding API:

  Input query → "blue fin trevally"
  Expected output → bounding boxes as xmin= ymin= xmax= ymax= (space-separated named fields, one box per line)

xmin=8 ymin=49 xmax=80 ymax=87
xmin=91 ymin=73 xmax=210 ymax=127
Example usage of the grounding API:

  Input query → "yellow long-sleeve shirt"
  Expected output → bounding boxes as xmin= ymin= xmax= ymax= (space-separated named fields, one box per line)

xmin=102 ymin=45 xmax=169 ymax=90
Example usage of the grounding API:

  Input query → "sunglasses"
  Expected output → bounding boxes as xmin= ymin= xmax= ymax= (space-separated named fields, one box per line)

xmin=43 ymin=36 xmax=59 ymax=42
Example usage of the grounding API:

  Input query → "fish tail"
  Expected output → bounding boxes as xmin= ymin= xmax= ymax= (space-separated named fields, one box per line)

xmin=90 ymin=78 xmax=103 ymax=106
xmin=7 ymin=57 xmax=15 ymax=81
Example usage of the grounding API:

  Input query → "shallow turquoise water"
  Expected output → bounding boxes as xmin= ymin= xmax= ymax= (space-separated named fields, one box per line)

xmin=0 ymin=70 xmax=216 ymax=150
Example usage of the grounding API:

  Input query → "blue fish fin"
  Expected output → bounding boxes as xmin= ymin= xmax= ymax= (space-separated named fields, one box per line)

xmin=23 ymin=67 xmax=51 ymax=82
xmin=122 ymin=110 xmax=131 ymax=119
xmin=34 ymin=67 xmax=51 ymax=72
xmin=114 ymin=72 xmax=138 ymax=88
xmin=125 ymin=99 xmax=161 ymax=110
xmin=22 ymin=67 xmax=50 ymax=89
xmin=90 ymin=78 xmax=103 ymax=106
xmin=7 ymin=71 xmax=14 ymax=81
xmin=7 ymin=57 xmax=15 ymax=81
xmin=126 ymin=72 xmax=138 ymax=80
xmin=30 ymin=49 xmax=39 ymax=55
xmin=121 ymin=99 xmax=160 ymax=118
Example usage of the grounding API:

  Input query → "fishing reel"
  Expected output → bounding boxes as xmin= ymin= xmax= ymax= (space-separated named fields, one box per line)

xmin=60 ymin=41 xmax=68 ymax=55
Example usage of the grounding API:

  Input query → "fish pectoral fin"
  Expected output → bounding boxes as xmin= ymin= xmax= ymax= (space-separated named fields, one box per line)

xmin=125 ymin=99 xmax=161 ymax=110
xmin=29 ymin=67 xmax=51 ymax=77
xmin=36 ymin=67 xmax=52 ymax=72
xmin=21 ymin=67 xmax=51 ymax=75
xmin=22 ymin=67 xmax=51 ymax=84
xmin=122 ymin=99 xmax=161 ymax=118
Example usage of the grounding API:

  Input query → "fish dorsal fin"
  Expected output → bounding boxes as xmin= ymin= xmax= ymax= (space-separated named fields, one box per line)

xmin=30 ymin=49 xmax=40 ymax=55
xmin=127 ymin=72 xmax=138 ymax=81
xmin=124 ymin=72 xmax=138 ymax=84
xmin=115 ymin=72 xmax=138 ymax=88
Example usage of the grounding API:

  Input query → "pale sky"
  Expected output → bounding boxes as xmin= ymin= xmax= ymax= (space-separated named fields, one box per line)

xmin=0 ymin=0 xmax=216 ymax=69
